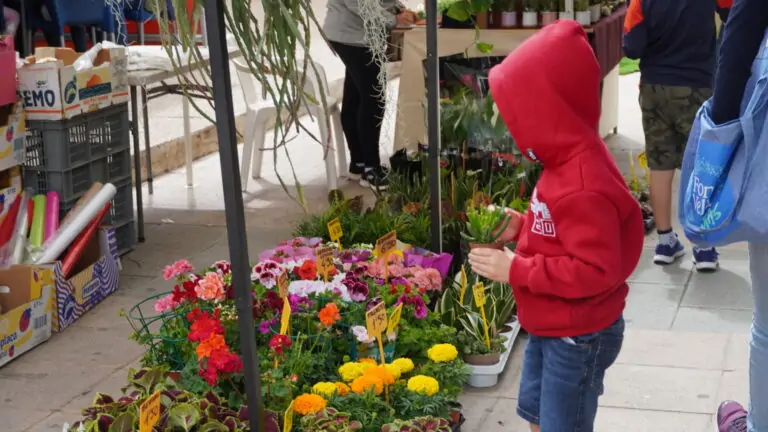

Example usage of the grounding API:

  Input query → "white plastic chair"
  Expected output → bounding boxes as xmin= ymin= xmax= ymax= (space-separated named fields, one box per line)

xmin=232 ymin=58 xmax=347 ymax=192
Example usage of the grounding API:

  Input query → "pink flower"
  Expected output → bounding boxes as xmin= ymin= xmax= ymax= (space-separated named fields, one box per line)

xmin=163 ymin=259 xmax=194 ymax=280
xmin=195 ymin=272 xmax=226 ymax=301
xmin=154 ymin=294 xmax=181 ymax=313
xmin=408 ymin=268 xmax=443 ymax=292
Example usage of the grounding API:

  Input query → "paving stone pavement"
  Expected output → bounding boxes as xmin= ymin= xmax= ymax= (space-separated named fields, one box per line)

xmin=0 ymin=71 xmax=755 ymax=431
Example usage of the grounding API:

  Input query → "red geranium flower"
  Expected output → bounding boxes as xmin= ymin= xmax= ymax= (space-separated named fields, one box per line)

xmin=295 ymin=260 xmax=317 ymax=281
xmin=187 ymin=309 xmax=225 ymax=342
xmin=268 ymin=334 xmax=292 ymax=355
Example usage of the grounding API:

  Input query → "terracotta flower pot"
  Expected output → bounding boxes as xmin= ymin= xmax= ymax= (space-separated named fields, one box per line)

xmin=469 ymin=242 xmax=505 ymax=251
xmin=464 ymin=352 xmax=502 ymax=365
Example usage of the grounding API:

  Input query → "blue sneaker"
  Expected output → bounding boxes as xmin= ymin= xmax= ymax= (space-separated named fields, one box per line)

xmin=693 ymin=247 xmax=719 ymax=272
xmin=653 ymin=238 xmax=685 ymax=265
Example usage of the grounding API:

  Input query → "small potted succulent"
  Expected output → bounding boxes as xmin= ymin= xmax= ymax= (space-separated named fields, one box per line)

xmin=522 ymin=0 xmax=538 ymax=27
xmin=575 ymin=0 xmax=591 ymax=26
xmin=460 ymin=204 xmax=510 ymax=250
xmin=558 ymin=0 xmax=574 ymax=20
xmin=539 ymin=0 xmax=557 ymax=26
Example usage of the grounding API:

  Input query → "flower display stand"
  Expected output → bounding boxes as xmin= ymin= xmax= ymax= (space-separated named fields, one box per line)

xmin=466 ymin=318 xmax=522 ymax=388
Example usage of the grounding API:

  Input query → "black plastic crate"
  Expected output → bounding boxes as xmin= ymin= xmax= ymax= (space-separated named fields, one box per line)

xmin=24 ymin=103 xmax=130 ymax=172
xmin=107 ymin=148 xmax=131 ymax=182
xmin=58 ymin=179 xmax=134 ymax=226
xmin=114 ymin=220 xmax=136 ymax=255
xmin=24 ymin=159 xmax=109 ymax=200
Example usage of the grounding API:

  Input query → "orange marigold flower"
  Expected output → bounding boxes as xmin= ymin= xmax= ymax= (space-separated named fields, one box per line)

xmin=363 ymin=365 xmax=395 ymax=386
xmin=350 ymin=375 xmax=384 ymax=395
xmin=293 ymin=393 xmax=327 ymax=415
xmin=318 ymin=303 xmax=341 ymax=327
xmin=335 ymin=382 xmax=350 ymax=396
xmin=359 ymin=358 xmax=377 ymax=365
xmin=196 ymin=334 xmax=227 ymax=360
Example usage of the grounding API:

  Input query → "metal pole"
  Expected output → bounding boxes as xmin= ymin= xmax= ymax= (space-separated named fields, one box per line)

xmin=202 ymin=1 xmax=263 ymax=430
xmin=425 ymin=0 xmax=442 ymax=253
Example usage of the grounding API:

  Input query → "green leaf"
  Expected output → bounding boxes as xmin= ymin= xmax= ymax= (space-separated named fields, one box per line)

xmin=476 ymin=41 xmax=494 ymax=54
xmin=168 ymin=403 xmax=202 ymax=431
xmin=199 ymin=420 xmax=230 ymax=432
xmin=107 ymin=413 xmax=135 ymax=432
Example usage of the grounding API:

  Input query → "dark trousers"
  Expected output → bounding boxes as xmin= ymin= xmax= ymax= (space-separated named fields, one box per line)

xmin=5 ymin=0 xmax=90 ymax=53
xmin=329 ymin=41 xmax=385 ymax=169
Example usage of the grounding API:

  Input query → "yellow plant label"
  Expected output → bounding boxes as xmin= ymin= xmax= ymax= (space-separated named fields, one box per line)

xmin=472 ymin=282 xmax=486 ymax=307
xmin=328 ymin=218 xmax=343 ymax=243
xmin=375 ymin=231 xmax=397 ymax=259
xmin=366 ymin=302 xmax=388 ymax=338
xmin=283 ymin=401 xmax=294 ymax=432
xmin=315 ymin=247 xmax=334 ymax=281
xmin=637 ymin=151 xmax=648 ymax=169
xmin=277 ymin=271 xmax=289 ymax=298
xmin=386 ymin=303 xmax=403 ymax=335
xmin=459 ymin=265 xmax=468 ymax=303
xmin=280 ymin=299 xmax=291 ymax=335
xmin=139 ymin=390 xmax=161 ymax=432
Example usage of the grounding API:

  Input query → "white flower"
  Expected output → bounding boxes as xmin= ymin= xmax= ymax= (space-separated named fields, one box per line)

xmin=352 ymin=326 xmax=375 ymax=344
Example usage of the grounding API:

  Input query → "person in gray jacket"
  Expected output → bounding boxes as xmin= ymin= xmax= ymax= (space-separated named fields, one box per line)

xmin=324 ymin=0 xmax=415 ymax=191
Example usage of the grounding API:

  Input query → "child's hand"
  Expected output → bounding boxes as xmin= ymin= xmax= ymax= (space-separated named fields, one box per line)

xmin=490 ymin=205 xmax=523 ymax=242
xmin=468 ymin=247 xmax=515 ymax=283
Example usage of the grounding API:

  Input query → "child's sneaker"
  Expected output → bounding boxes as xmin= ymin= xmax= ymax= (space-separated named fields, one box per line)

xmin=717 ymin=401 xmax=747 ymax=432
xmin=360 ymin=166 xmax=390 ymax=191
xmin=653 ymin=235 xmax=685 ymax=265
xmin=692 ymin=247 xmax=719 ymax=273
xmin=348 ymin=163 xmax=365 ymax=181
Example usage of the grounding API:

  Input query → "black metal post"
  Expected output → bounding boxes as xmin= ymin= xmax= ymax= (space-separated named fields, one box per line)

xmin=426 ymin=0 xmax=442 ymax=252
xmin=202 ymin=2 xmax=263 ymax=430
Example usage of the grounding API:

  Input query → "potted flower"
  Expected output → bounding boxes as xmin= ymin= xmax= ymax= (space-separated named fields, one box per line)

xmin=496 ymin=0 xmax=518 ymax=28
xmin=558 ymin=0 xmax=574 ymax=20
xmin=456 ymin=320 xmax=507 ymax=366
xmin=522 ymin=0 xmax=538 ymax=27
xmin=589 ymin=0 xmax=601 ymax=23
xmin=539 ymin=0 xmax=557 ymax=26
xmin=460 ymin=204 xmax=510 ymax=250
xmin=575 ymin=0 xmax=591 ymax=26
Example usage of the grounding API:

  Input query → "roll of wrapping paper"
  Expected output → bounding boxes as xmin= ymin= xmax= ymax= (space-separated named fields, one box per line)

xmin=25 ymin=199 xmax=33 ymax=237
xmin=44 ymin=191 xmax=59 ymax=242
xmin=29 ymin=195 xmax=46 ymax=248
xmin=61 ymin=183 xmax=103 ymax=227
xmin=35 ymin=183 xmax=116 ymax=264
xmin=60 ymin=202 xmax=111 ymax=278
xmin=0 ymin=195 xmax=20 ymax=247
xmin=9 ymin=195 xmax=30 ymax=265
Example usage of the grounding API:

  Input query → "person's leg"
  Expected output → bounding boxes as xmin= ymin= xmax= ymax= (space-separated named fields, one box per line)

xmin=538 ymin=318 xmax=624 ymax=432
xmin=673 ymin=86 xmax=720 ymax=272
xmin=640 ymin=84 xmax=685 ymax=265
xmin=717 ymin=241 xmax=768 ymax=431
xmin=327 ymin=42 xmax=365 ymax=179
xmin=516 ymin=335 xmax=544 ymax=431
xmin=70 ymin=25 xmax=88 ymax=52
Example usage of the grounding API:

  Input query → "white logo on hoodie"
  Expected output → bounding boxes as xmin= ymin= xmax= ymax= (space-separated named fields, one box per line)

xmin=530 ymin=189 xmax=556 ymax=238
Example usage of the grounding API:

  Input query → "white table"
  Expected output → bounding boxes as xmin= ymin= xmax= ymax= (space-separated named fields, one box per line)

xmin=125 ymin=42 xmax=242 ymax=241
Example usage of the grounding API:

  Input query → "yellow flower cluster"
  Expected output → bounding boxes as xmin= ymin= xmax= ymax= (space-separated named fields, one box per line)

xmin=385 ymin=363 xmax=401 ymax=380
xmin=407 ymin=375 xmax=440 ymax=396
xmin=312 ymin=382 xmax=338 ymax=397
xmin=427 ymin=344 xmax=459 ymax=363
xmin=338 ymin=361 xmax=377 ymax=382
xmin=350 ymin=374 xmax=384 ymax=395
xmin=293 ymin=393 xmax=327 ymax=415
xmin=391 ymin=358 xmax=415 ymax=374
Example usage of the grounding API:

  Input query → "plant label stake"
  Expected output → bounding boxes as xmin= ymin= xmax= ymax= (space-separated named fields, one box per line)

xmin=628 ymin=150 xmax=638 ymax=189
xmin=366 ymin=302 xmax=388 ymax=365
xmin=472 ymin=282 xmax=491 ymax=350
xmin=459 ymin=265 xmax=468 ymax=303
xmin=316 ymin=247 xmax=334 ymax=282
xmin=277 ymin=270 xmax=289 ymax=298
xmin=386 ymin=303 xmax=403 ymax=335
xmin=637 ymin=151 xmax=650 ymax=183
xmin=280 ymin=299 xmax=291 ymax=336
xmin=139 ymin=390 xmax=161 ymax=432
xmin=283 ymin=401 xmax=294 ymax=432
xmin=328 ymin=218 xmax=343 ymax=250
xmin=375 ymin=231 xmax=397 ymax=282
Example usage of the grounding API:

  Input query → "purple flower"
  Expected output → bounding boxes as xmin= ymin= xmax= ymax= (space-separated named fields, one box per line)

xmin=342 ymin=274 xmax=369 ymax=302
xmin=391 ymin=277 xmax=409 ymax=288
xmin=258 ymin=318 xmax=278 ymax=334
xmin=288 ymin=294 xmax=311 ymax=312
xmin=367 ymin=297 xmax=383 ymax=311
xmin=340 ymin=249 xmax=372 ymax=264
xmin=413 ymin=298 xmax=428 ymax=319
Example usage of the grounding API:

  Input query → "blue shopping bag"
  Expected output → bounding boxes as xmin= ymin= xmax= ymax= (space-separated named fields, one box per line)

xmin=679 ymin=31 xmax=768 ymax=247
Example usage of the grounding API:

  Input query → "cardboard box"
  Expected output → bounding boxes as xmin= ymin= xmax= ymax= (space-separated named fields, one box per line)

xmin=18 ymin=46 xmax=128 ymax=120
xmin=0 ymin=104 xmax=26 ymax=172
xmin=51 ymin=226 xmax=120 ymax=332
xmin=0 ymin=167 xmax=21 ymax=224
xmin=0 ymin=266 xmax=55 ymax=368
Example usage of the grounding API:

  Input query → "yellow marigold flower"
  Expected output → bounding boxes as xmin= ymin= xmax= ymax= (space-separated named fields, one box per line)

xmin=359 ymin=358 xmax=377 ymax=365
xmin=391 ymin=358 xmax=415 ymax=374
xmin=350 ymin=375 xmax=384 ymax=395
xmin=338 ymin=362 xmax=364 ymax=382
xmin=358 ymin=362 xmax=375 ymax=373
xmin=363 ymin=365 xmax=395 ymax=385
xmin=385 ymin=363 xmax=401 ymax=380
xmin=407 ymin=375 xmax=440 ymax=396
xmin=293 ymin=393 xmax=327 ymax=415
xmin=312 ymin=382 xmax=338 ymax=397
xmin=335 ymin=382 xmax=350 ymax=396
xmin=427 ymin=344 xmax=458 ymax=363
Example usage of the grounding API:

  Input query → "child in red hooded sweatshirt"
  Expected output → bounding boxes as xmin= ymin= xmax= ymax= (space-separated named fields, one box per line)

xmin=468 ymin=20 xmax=644 ymax=432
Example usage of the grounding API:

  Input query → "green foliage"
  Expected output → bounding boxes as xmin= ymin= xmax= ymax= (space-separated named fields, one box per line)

xmin=382 ymin=416 xmax=452 ymax=432
xmin=388 ymin=384 xmax=453 ymax=420
xmin=460 ymin=205 xmax=510 ymax=244
xmin=394 ymin=316 xmax=458 ymax=364
xmin=300 ymin=408 xmax=362 ymax=431
xmin=326 ymin=392 xmax=396 ymax=432
xmin=418 ymin=359 xmax=471 ymax=399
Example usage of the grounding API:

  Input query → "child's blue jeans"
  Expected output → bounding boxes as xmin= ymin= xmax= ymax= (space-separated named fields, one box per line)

xmin=748 ymin=242 xmax=768 ymax=431
xmin=517 ymin=317 xmax=625 ymax=431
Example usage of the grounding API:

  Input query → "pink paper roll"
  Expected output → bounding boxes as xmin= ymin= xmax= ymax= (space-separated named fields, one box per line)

xmin=44 ymin=191 xmax=59 ymax=242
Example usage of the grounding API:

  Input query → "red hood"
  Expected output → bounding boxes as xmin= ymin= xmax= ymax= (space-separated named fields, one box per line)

xmin=489 ymin=20 xmax=601 ymax=167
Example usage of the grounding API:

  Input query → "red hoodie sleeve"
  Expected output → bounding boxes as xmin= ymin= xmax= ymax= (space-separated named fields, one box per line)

xmin=507 ymin=193 xmax=623 ymax=299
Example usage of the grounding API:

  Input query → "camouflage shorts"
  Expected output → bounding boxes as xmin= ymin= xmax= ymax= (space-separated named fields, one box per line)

xmin=639 ymin=84 xmax=712 ymax=170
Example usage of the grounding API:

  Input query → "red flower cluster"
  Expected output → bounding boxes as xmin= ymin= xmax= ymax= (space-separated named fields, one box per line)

xmin=268 ymin=334 xmax=292 ymax=355
xmin=187 ymin=308 xmax=243 ymax=386
xmin=172 ymin=275 xmax=201 ymax=303
xmin=295 ymin=260 xmax=317 ymax=281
